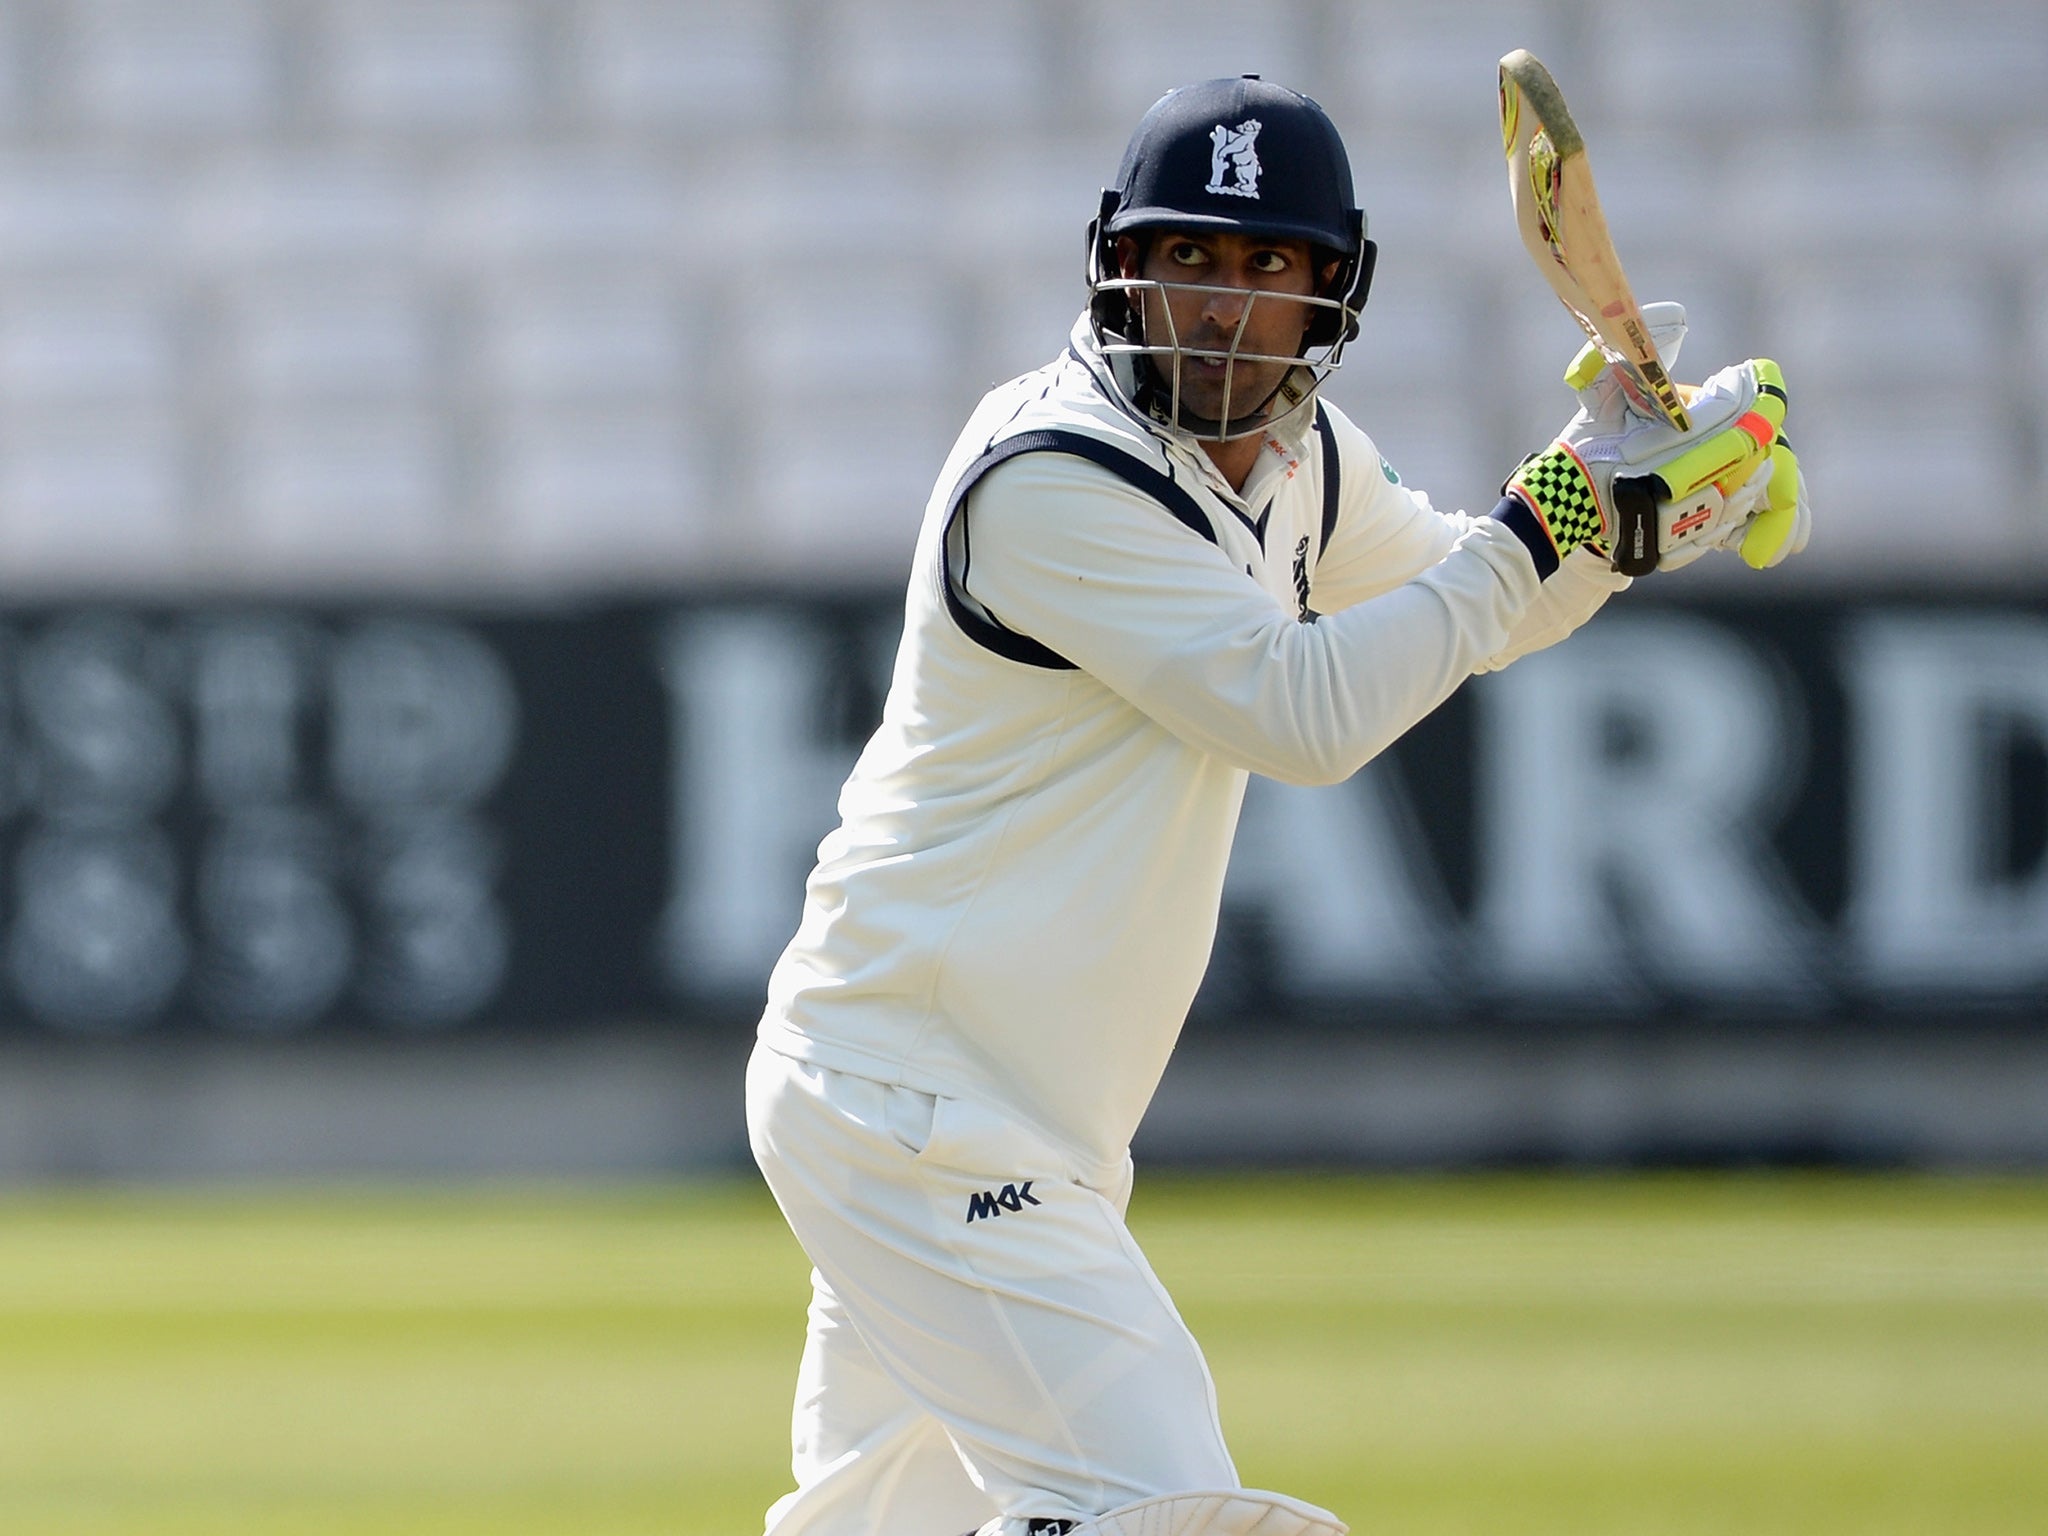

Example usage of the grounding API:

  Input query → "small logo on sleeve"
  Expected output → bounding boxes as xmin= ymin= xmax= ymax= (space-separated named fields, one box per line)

xmin=965 ymin=1181 xmax=1041 ymax=1223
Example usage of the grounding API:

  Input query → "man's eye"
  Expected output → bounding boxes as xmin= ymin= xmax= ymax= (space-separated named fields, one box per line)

xmin=1250 ymin=251 xmax=1289 ymax=273
xmin=1170 ymin=243 xmax=1206 ymax=265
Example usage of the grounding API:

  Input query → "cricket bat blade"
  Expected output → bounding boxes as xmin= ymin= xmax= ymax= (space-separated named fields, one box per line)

xmin=1498 ymin=48 xmax=1689 ymax=436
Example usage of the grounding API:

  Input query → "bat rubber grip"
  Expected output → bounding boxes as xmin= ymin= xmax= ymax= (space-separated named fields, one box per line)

xmin=1612 ymin=476 xmax=1661 ymax=577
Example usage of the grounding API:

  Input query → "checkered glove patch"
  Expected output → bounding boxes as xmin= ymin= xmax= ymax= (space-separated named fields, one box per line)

xmin=1507 ymin=441 xmax=1606 ymax=559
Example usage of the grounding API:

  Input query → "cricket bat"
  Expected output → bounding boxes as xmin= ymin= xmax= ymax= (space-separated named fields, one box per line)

xmin=1498 ymin=49 xmax=1686 ymax=433
xmin=1498 ymin=48 xmax=1687 ymax=575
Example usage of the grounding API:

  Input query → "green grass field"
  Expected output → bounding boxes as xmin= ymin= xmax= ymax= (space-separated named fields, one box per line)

xmin=1 ymin=1174 xmax=2044 ymax=1535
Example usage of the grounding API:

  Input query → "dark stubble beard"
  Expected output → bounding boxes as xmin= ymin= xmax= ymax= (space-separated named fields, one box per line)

xmin=1141 ymin=346 xmax=1299 ymax=438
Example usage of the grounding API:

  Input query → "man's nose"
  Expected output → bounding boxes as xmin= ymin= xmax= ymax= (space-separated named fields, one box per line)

xmin=1200 ymin=284 xmax=1251 ymax=327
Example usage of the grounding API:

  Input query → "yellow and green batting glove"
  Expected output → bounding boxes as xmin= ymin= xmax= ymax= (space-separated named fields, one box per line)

xmin=1496 ymin=356 xmax=1807 ymax=578
xmin=1636 ymin=359 xmax=1811 ymax=572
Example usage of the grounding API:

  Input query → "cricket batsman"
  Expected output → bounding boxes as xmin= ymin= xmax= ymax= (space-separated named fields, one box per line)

xmin=745 ymin=76 xmax=1811 ymax=1536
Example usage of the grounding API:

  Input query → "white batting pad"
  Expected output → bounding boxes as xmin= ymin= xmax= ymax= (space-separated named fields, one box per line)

xmin=1074 ymin=1488 xmax=1347 ymax=1536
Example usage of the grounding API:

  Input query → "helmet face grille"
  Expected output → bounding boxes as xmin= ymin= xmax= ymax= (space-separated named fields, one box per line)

xmin=1091 ymin=276 xmax=1362 ymax=441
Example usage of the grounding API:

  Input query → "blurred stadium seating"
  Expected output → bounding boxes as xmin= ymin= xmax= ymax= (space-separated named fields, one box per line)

xmin=0 ymin=3 xmax=2043 ymax=1183
xmin=0 ymin=0 xmax=2035 ymax=595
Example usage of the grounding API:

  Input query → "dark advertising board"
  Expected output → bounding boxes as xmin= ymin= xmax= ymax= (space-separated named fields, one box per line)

xmin=0 ymin=593 xmax=2042 ymax=1037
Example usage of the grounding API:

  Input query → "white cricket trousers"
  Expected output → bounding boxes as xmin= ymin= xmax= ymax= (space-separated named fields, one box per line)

xmin=745 ymin=1041 xmax=1239 ymax=1536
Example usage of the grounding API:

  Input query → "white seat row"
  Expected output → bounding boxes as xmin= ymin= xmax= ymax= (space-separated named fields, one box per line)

xmin=0 ymin=385 xmax=2031 ymax=592
xmin=0 ymin=275 xmax=704 ymax=404
xmin=0 ymin=1 xmax=2041 ymax=136
xmin=0 ymin=136 xmax=2028 ymax=284
xmin=0 ymin=400 xmax=725 ymax=584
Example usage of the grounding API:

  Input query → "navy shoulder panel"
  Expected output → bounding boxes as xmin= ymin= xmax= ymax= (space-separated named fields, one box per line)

xmin=1313 ymin=403 xmax=1341 ymax=562
xmin=939 ymin=429 xmax=1220 ymax=670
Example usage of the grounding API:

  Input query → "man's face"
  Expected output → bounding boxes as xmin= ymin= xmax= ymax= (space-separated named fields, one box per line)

xmin=1117 ymin=229 xmax=1329 ymax=428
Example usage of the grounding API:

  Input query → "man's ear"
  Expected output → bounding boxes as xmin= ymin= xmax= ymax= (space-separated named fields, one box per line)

xmin=1113 ymin=234 xmax=1142 ymax=279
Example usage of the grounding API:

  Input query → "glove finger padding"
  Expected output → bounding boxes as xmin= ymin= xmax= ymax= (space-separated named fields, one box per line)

xmin=1738 ymin=437 xmax=1809 ymax=569
xmin=1656 ymin=453 xmax=1775 ymax=572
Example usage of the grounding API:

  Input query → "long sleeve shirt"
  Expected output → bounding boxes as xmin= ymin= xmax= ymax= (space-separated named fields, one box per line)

xmin=758 ymin=318 xmax=1626 ymax=1186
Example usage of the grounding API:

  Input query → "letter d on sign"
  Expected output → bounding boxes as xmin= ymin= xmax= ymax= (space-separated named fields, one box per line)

xmin=1846 ymin=614 xmax=2048 ymax=994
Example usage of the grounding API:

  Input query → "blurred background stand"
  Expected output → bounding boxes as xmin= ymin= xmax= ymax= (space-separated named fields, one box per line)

xmin=0 ymin=0 xmax=2045 ymax=1180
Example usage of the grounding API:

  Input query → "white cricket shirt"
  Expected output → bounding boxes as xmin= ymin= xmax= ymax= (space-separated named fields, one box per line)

xmin=758 ymin=319 xmax=1626 ymax=1186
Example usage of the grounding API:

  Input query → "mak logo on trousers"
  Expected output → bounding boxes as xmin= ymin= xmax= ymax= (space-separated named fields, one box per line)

xmin=965 ymin=1181 xmax=1041 ymax=1223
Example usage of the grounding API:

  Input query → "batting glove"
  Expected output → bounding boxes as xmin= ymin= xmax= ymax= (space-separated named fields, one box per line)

xmin=1618 ymin=357 xmax=1807 ymax=573
xmin=1501 ymin=350 xmax=1798 ymax=577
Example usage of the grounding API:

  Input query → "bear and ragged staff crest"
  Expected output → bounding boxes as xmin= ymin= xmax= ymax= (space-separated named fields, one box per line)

xmin=1205 ymin=118 xmax=1263 ymax=198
